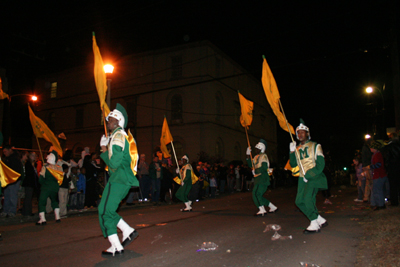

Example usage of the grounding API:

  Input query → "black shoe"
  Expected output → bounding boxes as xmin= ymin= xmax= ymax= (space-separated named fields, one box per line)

xmin=101 ymin=249 xmax=124 ymax=257
xmin=36 ymin=221 xmax=47 ymax=226
xmin=320 ymin=221 xmax=328 ymax=228
xmin=254 ymin=212 xmax=266 ymax=217
xmin=303 ymin=229 xmax=321 ymax=234
xmin=268 ymin=209 xmax=278 ymax=213
xmin=56 ymin=219 xmax=61 ymax=223
xmin=180 ymin=208 xmax=192 ymax=212
xmin=121 ymin=230 xmax=139 ymax=248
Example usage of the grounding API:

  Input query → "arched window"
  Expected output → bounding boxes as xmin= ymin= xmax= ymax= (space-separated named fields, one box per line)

xmin=171 ymin=94 xmax=183 ymax=122
xmin=216 ymin=93 xmax=222 ymax=122
xmin=215 ymin=138 xmax=224 ymax=159
xmin=174 ymin=141 xmax=183 ymax=159
xmin=234 ymin=142 xmax=241 ymax=160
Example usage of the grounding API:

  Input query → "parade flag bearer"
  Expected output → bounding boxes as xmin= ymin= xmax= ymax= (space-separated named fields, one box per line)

xmin=246 ymin=139 xmax=278 ymax=216
xmin=289 ymin=119 xmax=328 ymax=234
xmin=99 ymin=103 xmax=139 ymax=256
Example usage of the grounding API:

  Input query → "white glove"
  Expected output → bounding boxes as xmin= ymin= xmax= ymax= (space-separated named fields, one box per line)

xmin=100 ymin=135 xmax=109 ymax=147
xmin=289 ymin=142 xmax=296 ymax=152
xmin=246 ymin=147 xmax=251 ymax=156
xmin=252 ymin=170 xmax=255 ymax=176
xmin=176 ymin=168 xmax=180 ymax=174
xmin=303 ymin=177 xmax=308 ymax=183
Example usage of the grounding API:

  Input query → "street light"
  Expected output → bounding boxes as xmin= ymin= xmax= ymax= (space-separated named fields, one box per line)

xmin=9 ymin=94 xmax=38 ymax=102
xmin=103 ymin=64 xmax=114 ymax=108
xmin=365 ymin=134 xmax=371 ymax=139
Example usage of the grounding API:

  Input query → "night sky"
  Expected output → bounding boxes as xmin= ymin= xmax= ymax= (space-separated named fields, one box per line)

xmin=1 ymin=0 xmax=399 ymax=168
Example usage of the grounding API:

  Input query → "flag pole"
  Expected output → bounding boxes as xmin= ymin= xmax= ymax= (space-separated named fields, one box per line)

xmin=244 ymin=125 xmax=255 ymax=170
xmin=278 ymin=99 xmax=306 ymax=176
xmin=102 ymin=108 xmax=108 ymax=137
xmin=170 ymin=141 xmax=181 ymax=182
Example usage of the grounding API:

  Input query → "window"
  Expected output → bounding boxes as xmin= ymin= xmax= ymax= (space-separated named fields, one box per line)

xmin=234 ymin=101 xmax=240 ymax=127
xmin=234 ymin=142 xmax=241 ymax=160
xmin=76 ymin=109 xmax=84 ymax=128
xmin=174 ymin=141 xmax=183 ymax=159
xmin=216 ymin=94 xmax=222 ymax=122
xmin=215 ymin=138 xmax=224 ymax=158
xmin=171 ymin=94 xmax=183 ymax=122
xmin=50 ymin=82 xmax=57 ymax=98
xmin=48 ymin=112 xmax=56 ymax=130
xmin=170 ymin=55 xmax=182 ymax=80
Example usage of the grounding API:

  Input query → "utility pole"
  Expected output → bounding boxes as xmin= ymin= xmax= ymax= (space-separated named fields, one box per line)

xmin=390 ymin=0 xmax=400 ymax=131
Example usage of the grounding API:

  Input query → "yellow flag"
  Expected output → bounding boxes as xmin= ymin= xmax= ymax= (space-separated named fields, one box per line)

xmin=160 ymin=117 xmax=173 ymax=158
xmin=284 ymin=159 xmax=299 ymax=177
xmin=0 ymin=77 xmax=9 ymax=100
xmin=92 ymin=33 xmax=110 ymax=117
xmin=126 ymin=129 xmax=139 ymax=176
xmin=47 ymin=167 xmax=64 ymax=186
xmin=261 ymin=58 xmax=295 ymax=134
xmin=0 ymin=160 xmax=21 ymax=187
xmin=28 ymin=105 xmax=63 ymax=157
xmin=238 ymin=92 xmax=253 ymax=128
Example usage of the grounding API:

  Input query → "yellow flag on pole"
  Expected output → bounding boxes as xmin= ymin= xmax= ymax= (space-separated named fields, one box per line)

xmin=28 ymin=105 xmax=63 ymax=157
xmin=238 ymin=92 xmax=254 ymax=128
xmin=160 ymin=117 xmax=173 ymax=158
xmin=261 ymin=57 xmax=295 ymax=134
xmin=0 ymin=77 xmax=9 ymax=100
xmin=92 ymin=32 xmax=110 ymax=117
xmin=0 ymin=160 xmax=21 ymax=187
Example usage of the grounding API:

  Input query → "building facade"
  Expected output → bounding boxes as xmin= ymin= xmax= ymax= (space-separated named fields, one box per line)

xmin=33 ymin=41 xmax=277 ymax=164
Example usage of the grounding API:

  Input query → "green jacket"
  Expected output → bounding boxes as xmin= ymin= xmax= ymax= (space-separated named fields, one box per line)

xmin=39 ymin=166 xmax=60 ymax=192
xmin=290 ymin=140 xmax=327 ymax=189
xmin=100 ymin=127 xmax=139 ymax=187
xmin=247 ymin=153 xmax=270 ymax=186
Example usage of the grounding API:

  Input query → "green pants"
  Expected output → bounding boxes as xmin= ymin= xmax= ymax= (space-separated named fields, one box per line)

xmin=252 ymin=181 xmax=270 ymax=207
xmin=38 ymin=190 xmax=59 ymax=213
xmin=98 ymin=182 xmax=131 ymax=237
xmin=295 ymin=179 xmax=319 ymax=221
xmin=175 ymin=182 xmax=192 ymax=203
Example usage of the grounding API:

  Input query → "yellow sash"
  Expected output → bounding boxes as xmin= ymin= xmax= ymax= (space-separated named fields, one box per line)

xmin=173 ymin=164 xmax=199 ymax=185
xmin=126 ymin=129 xmax=139 ymax=176
xmin=47 ymin=167 xmax=64 ymax=186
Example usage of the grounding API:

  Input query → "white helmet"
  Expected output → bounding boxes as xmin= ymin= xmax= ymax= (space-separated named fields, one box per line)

xmin=296 ymin=119 xmax=311 ymax=140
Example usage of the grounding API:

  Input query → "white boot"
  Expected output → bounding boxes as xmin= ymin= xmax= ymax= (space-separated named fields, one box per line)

xmin=268 ymin=202 xmax=278 ymax=213
xmin=317 ymin=215 xmax=328 ymax=228
xmin=54 ymin=208 xmax=61 ymax=222
xmin=255 ymin=206 xmax=266 ymax=216
xmin=102 ymin=234 xmax=124 ymax=256
xmin=36 ymin=212 xmax=47 ymax=225
xmin=188 ymin=200 xmax=192 ymax=206
xmin=181 ymin=202 xmax=192 ymax=212
xmin=117 ymin=219 xmax=138 ymax=247
xmin=304 ymin=219 xmax=321 ymax=234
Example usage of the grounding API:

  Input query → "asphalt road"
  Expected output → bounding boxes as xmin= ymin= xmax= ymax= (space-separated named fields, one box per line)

xmin=0 ymin=185 xmax=367 ymax=267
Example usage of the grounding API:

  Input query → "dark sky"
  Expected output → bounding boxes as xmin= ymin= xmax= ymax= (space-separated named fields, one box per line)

xmin=1 ymin=0 xmax=399 ymax=168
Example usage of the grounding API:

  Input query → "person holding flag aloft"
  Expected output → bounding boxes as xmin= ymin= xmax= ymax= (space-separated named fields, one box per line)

xmin=246 ymin=139 xmax=278 ymax=216
xmin=174 ymin=155 xmax=196 ymax=212
xmin=98 ymin=103 xmax=139 ymax=257
xmin=36 ymin=150 xmax=63 ymax=225
xmin=289 ymin=119 xmax=328 ymax=234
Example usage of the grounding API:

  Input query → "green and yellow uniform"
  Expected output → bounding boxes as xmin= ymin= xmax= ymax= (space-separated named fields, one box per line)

xmin=290 ymin=140 xmax=327 ymax=221
xmin=247 ymin=153 xmax=271 ymax=207
xmin=98 ymin=127 xmax=139 ymax=237
xmin=175 ymin=164 xmax=193 ymax=203
xmin=38 ymin=164 xmax=61 ymax=213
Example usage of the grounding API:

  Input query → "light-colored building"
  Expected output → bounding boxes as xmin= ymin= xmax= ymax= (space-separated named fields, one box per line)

xmin=33 ymin=41 xmax=277 ymax=164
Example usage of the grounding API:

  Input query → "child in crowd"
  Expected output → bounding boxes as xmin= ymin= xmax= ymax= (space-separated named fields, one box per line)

xmin=209 ymin=173 xmax=217 ymax=198
xmin=353 ymin=158 xmax=365 ymax=202
xmin=76 ymin=167 xmax=87 ymax=212
xmin=68 ymin=167 xmax=79 ymax=211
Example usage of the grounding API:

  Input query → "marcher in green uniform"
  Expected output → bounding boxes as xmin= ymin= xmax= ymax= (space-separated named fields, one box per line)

xmin=289 ymin=119 xmax=328 ymax=234
xmin=98 ymin=103 xmax=139 ymax=257
xmin=175 ymin=155 xmax=194 ymax=212
xmin=246 ymin=139 xmax=278 ymax=216
xmin=37 ymin=151 xmax=62 ymax=225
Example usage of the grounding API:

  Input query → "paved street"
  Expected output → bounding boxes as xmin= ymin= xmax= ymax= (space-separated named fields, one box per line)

xmin=0 ymin=185 xmax=367 ymax=267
